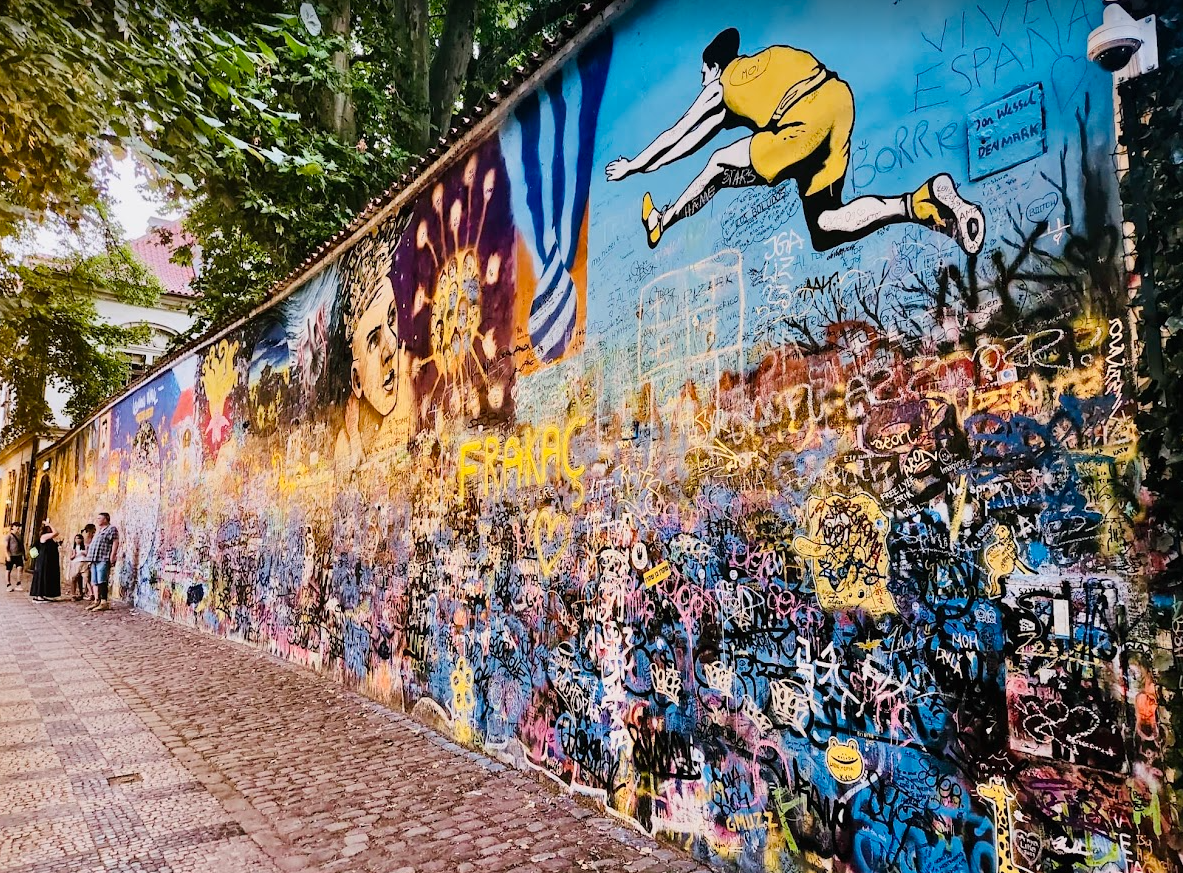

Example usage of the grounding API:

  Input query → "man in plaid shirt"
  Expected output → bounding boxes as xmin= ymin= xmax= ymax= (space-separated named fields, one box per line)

xmin=86 ymin=512 xmax=120 ymax=613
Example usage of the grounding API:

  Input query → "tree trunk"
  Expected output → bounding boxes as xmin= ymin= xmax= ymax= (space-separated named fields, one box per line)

xmin=392 ymin=0 xmax=432 ymax=153
xmin=316 ymin=0 xmax=356 ymax=143
xmin=428 ymin=0 xmax=480 ymax=137
xmin=459 ymin=0 xmax=575 ymax=110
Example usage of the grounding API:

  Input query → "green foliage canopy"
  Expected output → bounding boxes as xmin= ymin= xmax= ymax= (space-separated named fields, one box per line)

xmin=0 ymin=1 xmax=298 ymax=243
xmin=0 ymin=237 xmax=162 ymax=441
xmin=170 ymin=0 xmax=586 ymax=338
xmin=0 ymin=0 xmax=587 ymax=435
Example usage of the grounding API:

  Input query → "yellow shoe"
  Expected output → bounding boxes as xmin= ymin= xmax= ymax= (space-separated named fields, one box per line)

xmin=910 ymin=174 xmax=985 ymax=255
xmin=642 ymin=193 xmax=662 ymax=249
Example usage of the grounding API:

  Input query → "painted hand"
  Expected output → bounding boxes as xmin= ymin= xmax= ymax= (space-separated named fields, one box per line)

xmin=605 ymin=157 xmax=633 ymax=182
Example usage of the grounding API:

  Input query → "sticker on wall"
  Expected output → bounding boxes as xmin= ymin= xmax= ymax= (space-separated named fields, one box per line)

xmin=968 ymin=83 xmax=1047 ymax=181
xmin=643 ymin=560 xmax=671 ymax=588
xmin=825 ymin=737 xmax=864 ymax=783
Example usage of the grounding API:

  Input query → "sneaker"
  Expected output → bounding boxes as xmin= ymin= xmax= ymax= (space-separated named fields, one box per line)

xmin=5 ymin=584 xmax=11 ymax=592
xmin=641 ymin=193 xmax=663 ymax=249
xmin=94 ymin=602 xmax=110 ymax=612
xmin=910 ymin=173 xmax=986 ymax=255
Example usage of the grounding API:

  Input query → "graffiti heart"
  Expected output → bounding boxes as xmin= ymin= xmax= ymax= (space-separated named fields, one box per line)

xmin=533 ymin=507 xmax=573 ymax=578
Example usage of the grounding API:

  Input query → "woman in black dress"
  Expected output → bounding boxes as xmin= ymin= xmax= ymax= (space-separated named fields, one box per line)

xmin=30 ymin=520 xmax=61 ymax=602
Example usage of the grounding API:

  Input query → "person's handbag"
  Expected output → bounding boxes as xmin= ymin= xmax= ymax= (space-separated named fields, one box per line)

xmin=27 ymin=546 xmax=38 ymax=559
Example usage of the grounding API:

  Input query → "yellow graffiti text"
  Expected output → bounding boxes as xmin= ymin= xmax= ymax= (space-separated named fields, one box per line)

xmin=457 ymin=418 xmax=586 ymax=507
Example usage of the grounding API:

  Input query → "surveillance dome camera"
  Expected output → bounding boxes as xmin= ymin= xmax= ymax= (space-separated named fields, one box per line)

xmin=1087 ymin=3 xmax=1159 ymax=80
xmin=1091 ymin=37 xmax=1142 ymax=72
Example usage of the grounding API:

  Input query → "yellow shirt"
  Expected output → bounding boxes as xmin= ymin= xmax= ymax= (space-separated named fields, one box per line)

xmin=722 ymin=47 xmax=826 ymax=129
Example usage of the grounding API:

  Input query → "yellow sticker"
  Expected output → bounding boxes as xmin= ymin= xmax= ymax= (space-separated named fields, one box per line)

xmin=825 ymin=737 xmax=864 ymax=783
xmin=644 ymin=561 xmax=672 ymax=588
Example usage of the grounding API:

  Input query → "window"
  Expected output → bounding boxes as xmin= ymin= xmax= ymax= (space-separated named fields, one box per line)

xmin=122 ymin=352 xmax=149 ymax=385
xmin=117 ymin=323 xmax=178 ymax=385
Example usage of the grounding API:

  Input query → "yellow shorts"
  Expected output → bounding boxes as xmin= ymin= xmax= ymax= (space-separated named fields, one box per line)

xmin=749 ymin=77 xmax=854 ymax=196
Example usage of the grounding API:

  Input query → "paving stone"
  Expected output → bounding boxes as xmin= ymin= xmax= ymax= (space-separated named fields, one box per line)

xmin=0 ymin=595 xmax=710 ymax=873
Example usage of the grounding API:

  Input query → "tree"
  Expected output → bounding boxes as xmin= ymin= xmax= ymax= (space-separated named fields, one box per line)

xmin=1 ymin=0 xmax=591 ymax=346
xmin=0 ymin=0 xmax=310 ymax=438
xmin=0 ymin=230 xmax=162 ymax=441
xmin=0 ymin=1 xmax=295 ymax=248
xmin=167 ymin=0 xmax=587 ymax=338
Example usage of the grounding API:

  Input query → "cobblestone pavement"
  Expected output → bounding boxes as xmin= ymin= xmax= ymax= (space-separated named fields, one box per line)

xmin=0 ymin=593 xmax=711 ymax=873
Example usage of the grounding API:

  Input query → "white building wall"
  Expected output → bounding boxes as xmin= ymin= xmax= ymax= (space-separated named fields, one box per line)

xmin=96 ymin=296 xmax=193 ymax=337
xmin=41 ymin=294 xmax=195 ymax=429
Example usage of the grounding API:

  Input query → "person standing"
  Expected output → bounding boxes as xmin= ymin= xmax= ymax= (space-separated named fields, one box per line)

xmin=29 ymin=520 xmax=61 ymax=602
xmin=67 ymin=533 xmax=88 ymax=601
xmin=5 ymin=523 xmax=24 ymax=592
xmin=86 ymin=512 xmax=119 ymax=613
xmin=80 ymin=524 xmax=96 ymax=602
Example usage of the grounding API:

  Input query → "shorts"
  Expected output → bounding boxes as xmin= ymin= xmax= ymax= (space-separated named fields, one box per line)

xmin=92 ymin=561 xmax=111 ymax=586
xmin=749 ymin=76 xmax=854 ymax=196
xmin=5 ymin=557 xmax=23 ymax=571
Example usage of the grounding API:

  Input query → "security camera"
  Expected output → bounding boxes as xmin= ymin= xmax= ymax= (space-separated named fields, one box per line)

xmin=1087 ymin=2 xmax=1159 ymax=81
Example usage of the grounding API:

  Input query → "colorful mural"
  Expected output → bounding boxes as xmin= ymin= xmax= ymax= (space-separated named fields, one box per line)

xmin=40 ymin=2 xmax=1182 ymax=872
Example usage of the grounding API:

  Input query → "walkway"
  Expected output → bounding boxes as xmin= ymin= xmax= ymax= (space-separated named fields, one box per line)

xmin=0 ymin=593 xmax=708 ymax=873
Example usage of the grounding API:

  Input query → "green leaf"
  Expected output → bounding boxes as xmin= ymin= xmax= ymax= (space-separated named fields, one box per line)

xmin=233 ymin=47 xmax=257 ymax=75
xmin=222 ymin=133 xmax=263 ymax=162
xmin=281 ymin=31 xmax=307 ymax=58
xmin=255 ymin=38 xmax=279 ymax=66
xmin=257 ymin=146 xmax=288 ymax=164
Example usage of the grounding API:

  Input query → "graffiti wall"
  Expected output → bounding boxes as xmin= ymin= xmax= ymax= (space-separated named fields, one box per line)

xmin=42 ymin=0 xmax=1182 ymax=870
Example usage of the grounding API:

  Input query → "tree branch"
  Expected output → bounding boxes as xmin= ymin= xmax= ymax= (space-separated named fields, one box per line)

xmin=461 ymin=0 xmax=578 ymax=107
xmin=429 ymin=0 xmax=481 ymax=137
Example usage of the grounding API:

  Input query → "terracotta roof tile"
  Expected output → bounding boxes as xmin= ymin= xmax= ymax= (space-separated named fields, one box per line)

xmin=129 ymin=219 xmax=198 ymax=298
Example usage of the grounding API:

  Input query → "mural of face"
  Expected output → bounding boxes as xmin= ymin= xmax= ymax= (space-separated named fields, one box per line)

xmin=349 ymin=275 xmax=402 ymax=418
